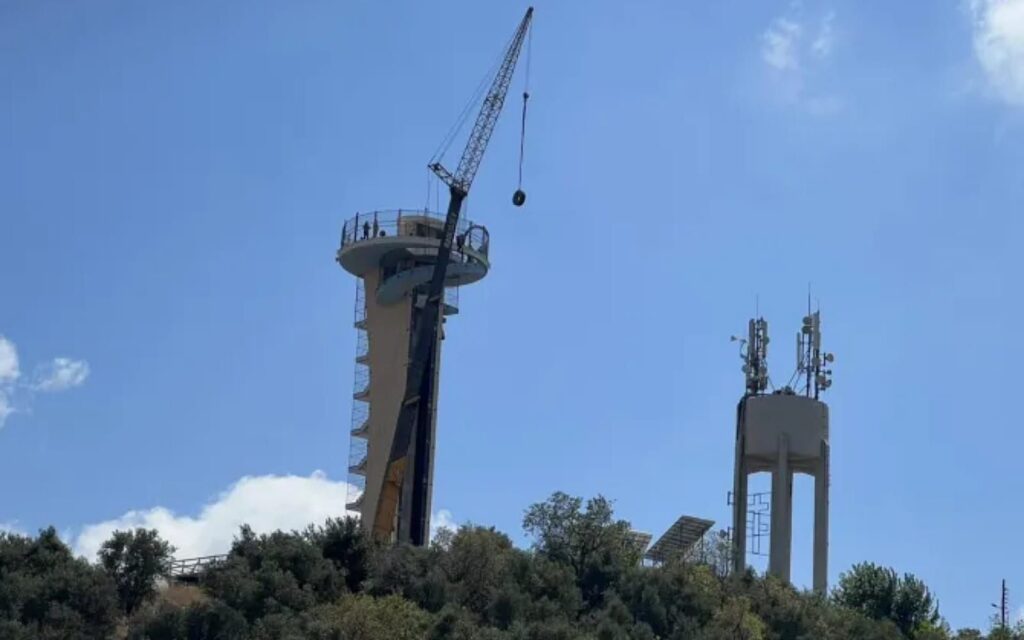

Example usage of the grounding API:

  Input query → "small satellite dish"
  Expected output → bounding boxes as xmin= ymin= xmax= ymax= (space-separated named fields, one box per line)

xmin=512 ymin=189 xmax=526 ymax=207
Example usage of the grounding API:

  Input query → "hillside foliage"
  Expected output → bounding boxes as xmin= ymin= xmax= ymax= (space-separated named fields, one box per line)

xmin=0 ymin=492 xmax=1017 ymax=639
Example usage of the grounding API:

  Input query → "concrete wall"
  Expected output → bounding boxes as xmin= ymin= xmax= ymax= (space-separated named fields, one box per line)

xmin=359 ymin=268 xmax=409 ymax=533
xmin=743 ymin=395 xmax=829 ymax=472
xmin=358 ymin=268 xmax=445 ymax=540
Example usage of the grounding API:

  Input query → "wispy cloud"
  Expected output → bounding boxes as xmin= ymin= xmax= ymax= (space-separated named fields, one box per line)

xmin=73 ymin=471 xmax=360 ymax=560
xmin=431 ymin=508 xmax=457 ymax=542
xmin=34 ymin=358 xmax=90 ymax=392
xmin=968 ymin=0 xmax=1024 ymax=105
xmin=760 ymin=5 xmax=841 ymax=114
xmin=763 ymin=18 xmax=803 ymax=71
xmin=0 ymin=337 xmax=18 ymax=384
xmin=812 ymin=11 xmax=836 ymax=59
xmin=0 ymin=334 xmax=89 ymax=429
xmin=0 ymin=392 xmax=12 ymax=428
xmin=0 ymin=337 xmax=19 ymax=426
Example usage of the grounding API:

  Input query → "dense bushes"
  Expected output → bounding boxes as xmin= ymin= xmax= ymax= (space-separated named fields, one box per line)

xmin=0 ymin=527 xmax=119 ymax=639
xmin=0 ymin=492 xmax=1018 ymax=639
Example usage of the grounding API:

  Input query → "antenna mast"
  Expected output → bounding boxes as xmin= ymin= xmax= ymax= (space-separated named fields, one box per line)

xmin=740 ymin=318 xmax=770 ymax=395
xmin=797 ymin=309 xmax=834 ymax=399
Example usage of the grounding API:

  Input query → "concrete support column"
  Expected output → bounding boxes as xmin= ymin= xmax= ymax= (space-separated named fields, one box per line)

xmin=769 ymin=434 xmax=792 ymax=582
xmin=732 ymin=437 xmax=748 ymax=577
xmin=813 ymin=440 xmax=830 ymax=594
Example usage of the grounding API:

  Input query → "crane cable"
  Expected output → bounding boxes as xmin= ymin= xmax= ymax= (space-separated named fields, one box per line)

xmin=513 ymin=25 xmax=532 ymax=205
xmin=517 ymin=94 xmax=528 ymax=189
xmin=429 ymin=29 xmax=514 ymax=170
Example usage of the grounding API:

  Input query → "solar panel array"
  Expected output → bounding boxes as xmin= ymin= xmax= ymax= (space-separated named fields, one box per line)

xmin=644 ymin=515 xmax=715 ymax=564
xmin=627 ymin=530 xmax=653 ymax=553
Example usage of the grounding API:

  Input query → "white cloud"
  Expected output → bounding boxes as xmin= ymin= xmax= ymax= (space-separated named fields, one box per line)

xmin=760 ymin=5 xmax=841 ymax=114
xmin=73 ymin=471 xmax=359 ymax=560
xmin=431 ymin=509 xmax=457 ymax=542
xmin=0 ymin=337 xmax=19 ymax=383
xmin=0 ymin=336 xmax=20 ymax=428
xmin=34 ymin=357 xmax=90 ymax=392
xmin=763 ymin=18 xmax=803 ymax=71
xmin=812 ymin=11 xmax=836 ymax=59
xmin=0 ymin=521 xmax=26 ymax=536
xmin=969 ymin=0 xmax=1024 ymax=105
xmin=0 ymin=334 xmax=90 ymax=429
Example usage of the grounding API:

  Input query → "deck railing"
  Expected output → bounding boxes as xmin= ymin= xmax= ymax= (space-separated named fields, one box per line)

xmin=339 ymin=209 xmax=489 ymax=260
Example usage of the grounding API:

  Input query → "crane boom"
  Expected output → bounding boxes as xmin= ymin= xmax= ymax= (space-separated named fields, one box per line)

xmin=430 ymin=6 xmax=534 ymax=194
xmin=372 ymin=7 xmax=534 ymax=545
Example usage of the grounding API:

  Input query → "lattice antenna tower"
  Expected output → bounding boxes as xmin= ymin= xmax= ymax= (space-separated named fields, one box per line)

xmin=796 ymin=308 xmax=835 ymax=399
xmin=736 ymin=318 xmax=770 ymax=395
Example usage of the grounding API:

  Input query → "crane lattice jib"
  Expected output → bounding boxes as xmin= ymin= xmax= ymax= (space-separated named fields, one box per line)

xmin=430 ymin=6 xmax=533 ymax=193
xmin=372 ymin=7 xmax=533 ymax=545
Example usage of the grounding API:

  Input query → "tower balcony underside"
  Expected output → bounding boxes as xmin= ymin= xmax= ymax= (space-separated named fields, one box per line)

xmin=348 ymin=457 xmax=367 ymax=475
xmin=351 ymin=419 xmax=369 ymax=438
xmin=339 ymin=237 xmax=488 ymax=284
xmin=346 ymin=493 xmax=364 ymax=511
xmin=377 ymin=260 xmax=485 ymax=305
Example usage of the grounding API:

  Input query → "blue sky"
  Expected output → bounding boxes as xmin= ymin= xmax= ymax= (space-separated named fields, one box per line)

xmin=2 ymin=0 xmax=1024 ymax=630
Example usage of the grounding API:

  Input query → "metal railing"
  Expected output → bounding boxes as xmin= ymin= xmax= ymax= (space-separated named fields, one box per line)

xmin=353 ymin=362 xmax=369 ymax=397
xmin=167 ymin=555 xmax=228 ymax=580
xmin=445 ymin=284 xmax=459 ymax=311
xmin=354 ymin=278 xmax=366 ymax=327
xmin=347 ymin=277 xmax=370 ymax=509
xmin=339 ymin=209 xmax=490 ymax=261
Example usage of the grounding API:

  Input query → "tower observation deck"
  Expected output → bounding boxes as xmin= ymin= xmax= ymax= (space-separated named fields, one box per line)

xmin=336 ymin=209 xmax=490 ymax=540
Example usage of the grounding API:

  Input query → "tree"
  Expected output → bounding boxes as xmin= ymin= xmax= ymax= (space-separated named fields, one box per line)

xmin=129 ymin=599 xmax=249 ymax=640
xmin=367 ymin=543 xmax=450 ymax=613
xmin=442 ymin=526 xmax=515 ymax=617
xmin=687 ymin=529 xmax=734 ymax=577
xmin=0 ymin=528 xmax=120 ymax=638
xmin=202 ymin=525 xmax=344 ymax=622
xmin=704 ymin=597 xmax=766 ymax=640
xmin=306 ymin=594 xmax=434 ymax=640
xmin=833 ymin=562 xmax=942 ymax=637
xmin=98 ymin=528 xmax=175 ymax=616
xmin=615 ymin=560 xmax=720 ymax=637
xmin=523 ymin=492 xmax=642 ymax=609
xmin=0 ymin=504 xmax=984 ymax=639
xmin=988 ymin=621 xmax=1024 ymax=640
xmin=304 ymin=516 xmax=371 ymax=593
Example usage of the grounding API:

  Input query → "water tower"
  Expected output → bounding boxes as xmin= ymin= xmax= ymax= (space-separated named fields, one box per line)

xmin=730 ymin=312 xmax=834 ymax=593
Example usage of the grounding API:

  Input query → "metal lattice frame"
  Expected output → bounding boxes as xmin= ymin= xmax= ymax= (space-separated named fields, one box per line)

xmin=346 ymin=279 xmax=369 ymax=512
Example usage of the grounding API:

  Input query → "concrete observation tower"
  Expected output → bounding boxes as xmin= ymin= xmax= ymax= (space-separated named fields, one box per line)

xmin=335 ymin=7 xmax=533 ymax=547
xmin=730 ymin=311 xmax=835 ymax=593
xmin=336 ymin=211 xmax=490 ymax=540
